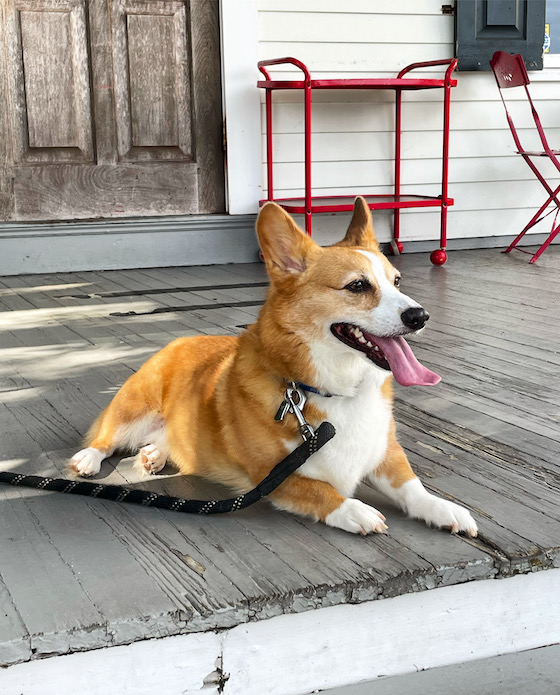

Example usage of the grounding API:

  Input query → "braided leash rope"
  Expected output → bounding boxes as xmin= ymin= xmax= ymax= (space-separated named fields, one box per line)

xmin=0 ymin=422 xmax=335 ymax=515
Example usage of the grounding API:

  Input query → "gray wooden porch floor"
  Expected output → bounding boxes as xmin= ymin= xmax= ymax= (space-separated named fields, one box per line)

xmin=1 ymin=247 xmax=559 ymax=668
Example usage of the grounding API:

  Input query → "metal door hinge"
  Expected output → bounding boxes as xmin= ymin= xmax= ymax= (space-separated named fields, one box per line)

xmin=442 ymin=4 xmax=454 ymax=15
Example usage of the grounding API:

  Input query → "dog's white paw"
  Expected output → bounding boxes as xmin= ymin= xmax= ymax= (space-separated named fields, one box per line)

xmin=70 ymin=448 xmax=104 ymax=477
xmin=418 ymin=495 xmax=478 ymax=537
xmin=135 ymin=444 xmax=167 ymax=474
xmin=326 ymin=498 xmax=388 ymax=535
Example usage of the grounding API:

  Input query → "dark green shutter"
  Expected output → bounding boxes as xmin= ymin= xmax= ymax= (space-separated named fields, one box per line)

xmin=455 ymin=0 xmax=546 ymax=71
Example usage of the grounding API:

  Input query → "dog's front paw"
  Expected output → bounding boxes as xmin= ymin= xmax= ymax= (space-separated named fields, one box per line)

xmin=418 ymin=495 xmax=478 ymax=537
xmin=70 ymin=448 xmax=104 ymax=477
xmin=134 ymin=444 xmax=167 ymax=475
xmin=326 ymin=499 xmax=388 ymax=535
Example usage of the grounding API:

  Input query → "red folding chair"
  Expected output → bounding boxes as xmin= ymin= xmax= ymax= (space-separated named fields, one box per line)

xmin=490 ymin=50 xmax=560 ymax=263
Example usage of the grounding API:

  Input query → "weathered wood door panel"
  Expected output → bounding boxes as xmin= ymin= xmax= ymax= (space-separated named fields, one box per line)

xmin=5 ymin=0 xmax=94 ymax=165
xmin=0 ymin=0 xmax=224 ymax=221
xmin=112 ymin=1 xmax=193 ymax=161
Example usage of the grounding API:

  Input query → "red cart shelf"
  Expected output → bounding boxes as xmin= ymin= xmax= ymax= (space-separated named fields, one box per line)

xmin=257 ymin=58 xmax=458 ymax=265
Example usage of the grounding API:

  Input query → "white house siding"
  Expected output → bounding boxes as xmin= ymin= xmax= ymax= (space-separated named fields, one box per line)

xmin=256 ymin=0 xmax=560 ymax=247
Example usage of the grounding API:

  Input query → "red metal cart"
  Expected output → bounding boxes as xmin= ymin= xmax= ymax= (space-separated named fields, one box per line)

xmin=257 ymin=58 xmax=458 ymax=265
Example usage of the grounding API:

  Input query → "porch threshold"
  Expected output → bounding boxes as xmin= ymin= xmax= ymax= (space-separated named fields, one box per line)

xmin=0 ymin=248 xmax=559 ymax=693
xmin=2 ymin=570 xmax=559 ymax=695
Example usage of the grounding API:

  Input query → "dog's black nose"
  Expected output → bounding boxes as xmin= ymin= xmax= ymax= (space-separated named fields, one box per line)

xmin=401 ymin=307 xmax=429 ymax=330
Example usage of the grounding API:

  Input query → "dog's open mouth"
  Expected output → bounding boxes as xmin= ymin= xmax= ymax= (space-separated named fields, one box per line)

xmin=330 ymin=323 xmax=441 ymax=387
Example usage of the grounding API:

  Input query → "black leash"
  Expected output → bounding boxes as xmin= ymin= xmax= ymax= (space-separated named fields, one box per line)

xmin=0 ymin=421 xmax=335 ymax=515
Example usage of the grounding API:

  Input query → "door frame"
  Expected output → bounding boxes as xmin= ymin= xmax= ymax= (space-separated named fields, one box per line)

xmin=219 ymin=0 xmax=262 ymax=215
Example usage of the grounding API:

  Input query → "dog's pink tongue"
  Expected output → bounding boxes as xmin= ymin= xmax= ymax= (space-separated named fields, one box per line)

xmin=373 ymin=336 xmax=441 ymax=387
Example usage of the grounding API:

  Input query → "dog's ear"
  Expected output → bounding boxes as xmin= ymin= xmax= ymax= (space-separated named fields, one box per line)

xmin=257 ymin=202 xmax=320 ymax=278
xmin=336 ymin=197 xmax=379 ymax=250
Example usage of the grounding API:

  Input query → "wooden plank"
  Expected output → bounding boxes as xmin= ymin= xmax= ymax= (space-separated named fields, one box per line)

xmin=3 ymin=572 xmax=560 ymax=695
xmin=190 ymin=0 xmax=225 ymax=213
xmin=419 ymin=290 xmax=560 ymax=344
xmin=399 ymin=363 xmax=560 ymax=448
xmin=355 ymin=484 xmax=496 ymax=586
xmin=268 ymin=166 xmax=559 ymax=214
xmin=4 ymin=395 xmax=84 ymax=453
xmin=394 ymin=437 xmax=560 ymax=564
xmin=410 ymin=357 xmax=560 ymax=436
xmin=89 ymin=0 xmax=117 ymax=165
xmin=400 ymin=423 xmax=560 ymax=517
xmin=418 ymin=318 xmax=560 ymax=369
xmin=13 ymin=163 xmax=199 ymax=221
xmin=0 ymin=575 xmax=29 ymax=667
xmin=21 ymin=8 xmax=77 ymax=149
xmin=261 ymin=103 xmax=560 ymax=137
xmin=417 ymin=332 xmax=560 ymax=381
xmin=0 ymin=6 xmax=13 ymax=221
xmin=0 ymin=489 xmax=107 ymax=658
xmin=396 ymin=390 xmax=557 ymax=467
xmin=259 ymin=11 xmax=450 ymax=44
xmin=129 ymin=14 xmax=179 ymax=147
xmin=258 ymin=41 xmax=452 ymax=73
xmin=111 ymin=1 xmax=193 ymax=162
xmin=6 ymin=0 xmax=94 ymax=164
xmin=24 ymin=494 xmax=244 ymax=636
xmin=0 ymin=402 xmax=47 ymax=458
xmin=258 ymin=0 xmax=443 ymax=14
xmin=190 ymin=473 xmax=453 ymax=599
xmin=120 ymin=475 xmax=320 ymax=616
xmin=395 ymin=397 xmax=557 ymax=472
xmin=139 ymin=498 xmax=368 ymax=610
xmin=69 ymin=280 xmax=241 ymax=340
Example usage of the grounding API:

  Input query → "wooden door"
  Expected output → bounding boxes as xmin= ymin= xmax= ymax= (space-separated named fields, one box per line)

xmin=0 ymin=0 xmax=224 ymax=222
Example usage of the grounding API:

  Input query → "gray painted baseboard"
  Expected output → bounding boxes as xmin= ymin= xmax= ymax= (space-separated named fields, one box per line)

xmin=0 ymin=214 xmax=556 ymax=275
xmin=0 ymin=215 xmax=260 ymax=276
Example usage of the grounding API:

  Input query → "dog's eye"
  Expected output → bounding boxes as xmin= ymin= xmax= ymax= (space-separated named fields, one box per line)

xmin=394 ymin=276 xmax=401 ymax=288
xmin=344 ymin=279 xmax=371 ymax=293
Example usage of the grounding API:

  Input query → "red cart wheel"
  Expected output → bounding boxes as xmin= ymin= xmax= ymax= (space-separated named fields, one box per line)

xmin=430 ymin=249 xmax=447 ymax=266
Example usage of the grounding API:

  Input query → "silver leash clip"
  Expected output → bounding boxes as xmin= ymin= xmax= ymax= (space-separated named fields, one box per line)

xmin=274 ymin=382 xmax=316 ymax=442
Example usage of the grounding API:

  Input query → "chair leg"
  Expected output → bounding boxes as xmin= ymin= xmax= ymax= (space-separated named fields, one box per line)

xmin=530 ymin=221 xmax=560 ymax=263
xmin=505 ymin=210 xmax=547 ymax=254
xmin=504 ymin=187 xmax=560 ymax=253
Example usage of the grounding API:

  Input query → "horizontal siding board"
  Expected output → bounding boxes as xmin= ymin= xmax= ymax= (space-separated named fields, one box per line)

xmin=266 ymin=179 xmax=557 ymax=214
xmin=284 ymin=207 xmax=553 ymax=246
xmin=258 ymin=75 xmax=464 ymax=92
xmin=258 ymin=78 xmax=560 ymax=105
xmin=453 ymin=76 xmax=560 ymax=103
xmin=258 ymin=0 xmax=444 ymax=14
xmin=258 ymin=12 xmax=451 ymax=44
xmin=265 ymin=153 xmax=550 ymax=187
xmin=258 ymin=42 xmax=453 ymax=73
xmin=260 ymin=100 xmax=560 ymax=134
xmin=262 ymin=131 xmax=558 ymax=165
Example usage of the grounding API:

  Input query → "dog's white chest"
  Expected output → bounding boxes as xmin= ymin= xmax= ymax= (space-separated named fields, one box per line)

xmin=298 ymin=378 xmax=392 ymax=497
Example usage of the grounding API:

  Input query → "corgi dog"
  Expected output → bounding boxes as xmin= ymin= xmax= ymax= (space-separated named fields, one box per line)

xmin=70 ymin=198 xmax=477 ymax=537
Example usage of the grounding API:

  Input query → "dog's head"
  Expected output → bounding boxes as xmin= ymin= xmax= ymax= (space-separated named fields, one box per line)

xmin=256 ymin=198 xmax=440 ymax=390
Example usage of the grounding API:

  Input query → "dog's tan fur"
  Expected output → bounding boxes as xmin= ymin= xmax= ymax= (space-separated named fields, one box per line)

xmin=71 ymin=198 xmax=477 ymax=537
